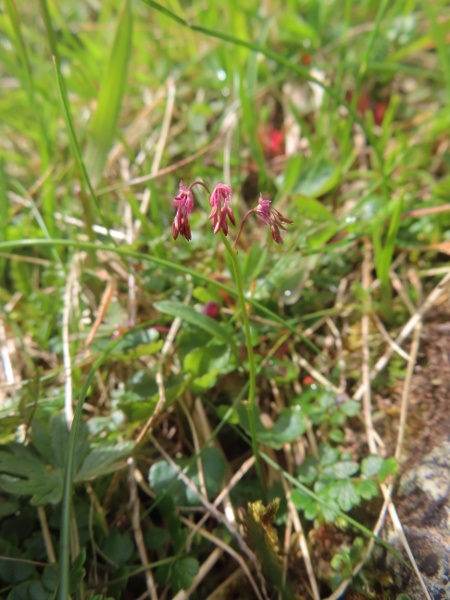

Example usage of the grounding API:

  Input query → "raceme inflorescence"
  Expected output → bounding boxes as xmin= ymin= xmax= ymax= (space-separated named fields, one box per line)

xmin=171 ymin=180 xmax=293 ymax=248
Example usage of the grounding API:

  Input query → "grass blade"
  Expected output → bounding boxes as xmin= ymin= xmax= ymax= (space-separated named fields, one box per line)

xmin=4 ymin=0 xmax=55 ymax=233
xmin=53 ymin=57 xmax=115 ymax=247
xmin=85 ymin=0 xmax=132 ymax=184
xmin=154 ymin=301 xmax=239 ymax=357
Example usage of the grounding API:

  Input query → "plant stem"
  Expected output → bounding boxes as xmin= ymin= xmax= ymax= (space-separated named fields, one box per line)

xmin=220 ymin=232 xmax=263 ymax=488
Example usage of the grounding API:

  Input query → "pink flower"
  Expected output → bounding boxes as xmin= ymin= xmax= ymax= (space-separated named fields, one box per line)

xmin=208 ymin=182 xmax=235 ymax=236
xmin=172 ymin=180 xmax=195 ymax=241
xmin=254 ymin=193 xmax=293 ymax=244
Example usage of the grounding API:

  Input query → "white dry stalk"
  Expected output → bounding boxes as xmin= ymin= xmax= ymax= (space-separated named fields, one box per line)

xmin=361 ymin=248 xmax=378 ymax=455
xmin=326 ymin=317 xmax=346 ymax=394
xmin=284 ymin=481 xmax=321 ymax=600
xmin=172 ymin=547 xmax=224 ymax=600
xmin=333 ymin=292 xmax=432 ymax=597
xmin=395 ymin=322 xmax=423 ymax=461
xmin=390 ymin=269 xmax=416 ymax=316
xmin=134 ymin=78 xmax=176 ymax=236
xmin=297 ymin=354 xmax=341 ymax=394
xmin=150 ymin=435 xmax=269 ymax=599
xmin=181 ymin=519 xmax=266 ymax=600
xmin=179 ymin=400 xmax=208 ymax=499
xmin=353 ymin=270 xmax=450 ymax=401
xmin=0 ymin=317 xmax=15 ymax=398
xmin=372 ymin=313 xmax=411 ymax=362
xmin=135 ymin=286 xmax=191 ymax=446
xmin=62 ymin=256 xmax=80 ymax=428
xmin=127 ymin=458 xmax=158 ymax=600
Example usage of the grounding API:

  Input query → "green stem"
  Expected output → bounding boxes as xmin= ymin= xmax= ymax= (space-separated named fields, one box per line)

xmin=221 ymin=232 xmax=263 ymax=488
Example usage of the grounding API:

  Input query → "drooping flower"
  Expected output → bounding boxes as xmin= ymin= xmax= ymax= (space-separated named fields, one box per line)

xmin=233 ymin=193 xmax=293 ymax=249
xmin=208 ymin=182 xmax=235 ymax=236
xmin=172 ymin=180 xmax=195 ymax=241
xmin=254 ymin=193 xmax=293 ymax=244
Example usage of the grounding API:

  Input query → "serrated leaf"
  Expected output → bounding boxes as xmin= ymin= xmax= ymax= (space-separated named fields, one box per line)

xmin=74 ymin=441 xmax=134 ymax=482
xmin=149 ymin=447 xmax=226 ymax=506
xmin=323 ymin=461 xmax=359 ymax=479
xmin=336 ymin=480 xmax=360 ymax=512
xmin=320 ymin=499 xmax=340 ymax=522
xmin=100 ymin=529 xmax=133 ymax=564
xmin=297 ymin=455 xmax=319 ymax=484
xmin=361 ymin=455 xmax=384 ymax=478
xmin=154 ymin=301 xmax=239 ymax=357
xmin=0 ymin=548 xmax=34 ymax=583
xmin=290 ymin=489 xmax=311 ymax=510
xmin=318 ymin=443 xmax=340 ymax=467
xmin=359 ymin=479 xmax=379 ymax=500
xmin=171 ymin=557 xmax=199 ymax=591
xmin=0 ymin=444 xmax=63 ymax=505
xmin=145 ymin=527 xmax=170 ymax=551
xmin=304 ymin=499 xmax=319 ymax=520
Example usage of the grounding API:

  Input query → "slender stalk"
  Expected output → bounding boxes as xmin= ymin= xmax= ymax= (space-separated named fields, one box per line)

xmin=220 ymin=232 xmax=263 ymax=488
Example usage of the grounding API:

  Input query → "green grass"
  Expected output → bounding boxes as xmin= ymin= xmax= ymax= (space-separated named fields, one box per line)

xmin=0 ymin=1 xmax=449 ymax=598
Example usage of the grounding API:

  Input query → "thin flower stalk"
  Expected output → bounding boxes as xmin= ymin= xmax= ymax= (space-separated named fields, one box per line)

xmin=220 ymin=231 xmax=263 ymax=488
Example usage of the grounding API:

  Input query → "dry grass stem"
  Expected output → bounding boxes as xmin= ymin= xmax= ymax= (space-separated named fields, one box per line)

xmin=127 ymin=458 xmax=158 ymax=600
xmin=284 ymin=481 xmax=321 ymax=600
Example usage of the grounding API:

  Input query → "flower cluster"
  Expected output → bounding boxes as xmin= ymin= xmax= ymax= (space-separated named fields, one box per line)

xmin=171 ymin=180 xmax=292 ymax=246
xmin=253 ymin=193 xmax=294 ymax=244
xmin=208 ymin=182 xmax=235 ymax=236
xmin=171 ymin=181 xmax=194 ymax=241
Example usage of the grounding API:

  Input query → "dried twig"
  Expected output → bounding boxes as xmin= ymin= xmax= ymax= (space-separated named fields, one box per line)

xmin=284 ymin=480 xmax=320 ymax=600
xmin=354 ymin=270 xmax=450 ymax=401
xmin=127 ymin=458 xmax=158 ymax=600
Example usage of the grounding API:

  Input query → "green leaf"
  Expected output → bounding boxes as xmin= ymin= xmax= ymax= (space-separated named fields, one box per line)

xmin=99 ymin=529 xmax=134 ymax=564
xmin=0 ymin=549 xmax=34 ymax=583
xmin=336 ymin=480 xmax=360 ymax=512
xmin=277 ymin=13 xmax=320 ymax=46
xmin=293 ymin=159 xmax=340 ymax=198
xmin=294 ymin=195 xmax=337 ymax=222
xmin=242 ymin=243 xmax=268 ymax=284
xmin=149 ymin=447 xmax=226 ymax=506
xmin=361 ymin=455 xmax=384 ymax=478
xmin=85 ymin=0 xmax=132 ymax=184
xmin=358 ymin=479 xmax=379 ymax=500
xmin=171 ymin=557 xmax=199 ymax=591
xmin=339 ymin=400 xmax=360 ymax=417
xmin=237 ymin=404 xmax=307 ymax=449
xmin=304 ymin=498 xmax=319 ymax=520
xmin=145 ymin=527 xmax=170 ymax=551
xmin=74 ymin=441 xmax=134 ymax=482
xmin=378 ymin=456 xmax=398 ymax=483
xmin=184 ymin=344 xmax=233 ymax=379
xmin=329 ymin=429 xmax=345 ymax=443
xmin=377 ymin=193 xmax=405 ymax=286
xmin=297 ymin=455 xmax=318 ymax=484
xmin=323 ymin=461 xmax=359 ymax=479
xmin=320 ymin=498 xmax=340 ymax=522
xmin=318 ymin=443 xmax=339 ymax=467
xmin=154 ymin=301 xmax=239 ymax=357
xmin=69 ymin=549 xmax=86 ymax=595
xmin=0 ymin=444 xmax=63 ymax=505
